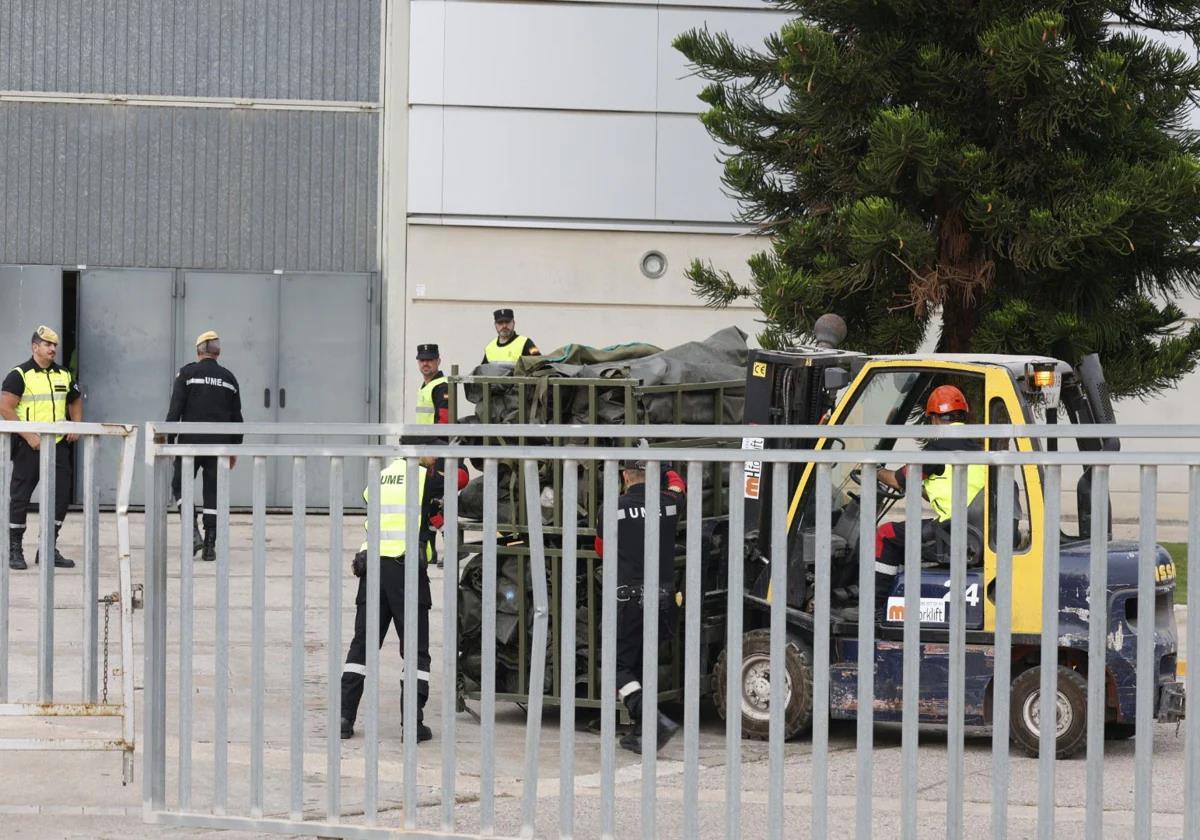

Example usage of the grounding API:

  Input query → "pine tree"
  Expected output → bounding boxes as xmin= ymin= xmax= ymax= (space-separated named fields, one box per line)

xmin=675 ymin=2 xmax=1200 ymax=398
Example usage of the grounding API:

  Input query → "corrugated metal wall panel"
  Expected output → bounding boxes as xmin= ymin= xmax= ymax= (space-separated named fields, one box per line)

xmin=0 ymin=101 xmax=378 ymax=272
xmin=0 ymin=0 xmax=379 ymax=102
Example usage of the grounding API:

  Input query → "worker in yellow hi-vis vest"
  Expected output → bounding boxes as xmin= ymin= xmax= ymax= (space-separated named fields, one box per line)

xmin=414 ymin=342 xmax=448 ymax=566
xmin=481 ymin=307 xmax=540 ymax=364
xmin=340 ymin=450 xmax=433 ymax=743
xmin=0 ymin=326 xmax=83 ymax=570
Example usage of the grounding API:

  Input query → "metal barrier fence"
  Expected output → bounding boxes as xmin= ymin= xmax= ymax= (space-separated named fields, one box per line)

xmin=140 ymin=421 xmax=1198 ymax=838
xmin=0 ymin=420 xmax=138 ymax=783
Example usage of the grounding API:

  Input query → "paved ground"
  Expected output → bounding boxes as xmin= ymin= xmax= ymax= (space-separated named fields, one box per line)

xmin=0 ymin=513 xmax=1193 ymax=839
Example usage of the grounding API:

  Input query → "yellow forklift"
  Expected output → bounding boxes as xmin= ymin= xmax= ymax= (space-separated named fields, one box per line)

xmin=710 ymin=327 xmax=1185 ymax=756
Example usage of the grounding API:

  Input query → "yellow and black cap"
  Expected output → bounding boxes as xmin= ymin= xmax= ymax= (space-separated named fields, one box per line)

xmin=415 ymin=343 xmax=440 ymax=360
xmin=33 ymin=325 xmax=60 ymax=345
xmin=195 ymin=329 xmax=220 ymax=347
xmin=493 ymin=308 xmax=515 ymax=322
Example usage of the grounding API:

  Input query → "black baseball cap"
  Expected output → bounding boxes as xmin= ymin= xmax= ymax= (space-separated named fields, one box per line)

xmin=493 ymin=308 xmax=515 ymax=322
xmin=415 ymin=343 xmax=439 ymax=360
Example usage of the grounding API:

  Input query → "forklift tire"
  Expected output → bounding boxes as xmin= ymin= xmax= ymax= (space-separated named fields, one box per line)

xmin=1010 ymin=666 xmax=1088 ymax=759
xmin=712 ymin=629 xmax=813 ymax=741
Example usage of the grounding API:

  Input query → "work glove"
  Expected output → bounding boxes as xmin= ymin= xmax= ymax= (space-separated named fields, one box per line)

xmin=352 ymin=549 xmax=367 ymax=578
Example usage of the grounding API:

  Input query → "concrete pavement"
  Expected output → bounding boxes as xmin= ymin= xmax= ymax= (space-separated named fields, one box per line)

xmin=0 ymin=511 xmax=1192 ymax=839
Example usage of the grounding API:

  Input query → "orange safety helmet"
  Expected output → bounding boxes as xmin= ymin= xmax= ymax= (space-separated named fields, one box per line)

xmin=926 ymin=384 xmax=969 ymax=416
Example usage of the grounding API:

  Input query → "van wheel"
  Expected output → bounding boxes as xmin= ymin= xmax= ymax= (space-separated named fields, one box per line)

xmin=712 ymin=629 xmax=813 ymax=741
xmin=1010 ymin=665 xmax=1088 ymax=759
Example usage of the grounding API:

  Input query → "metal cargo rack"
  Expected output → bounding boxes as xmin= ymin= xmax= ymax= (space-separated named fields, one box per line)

xmin=446 ymin=368 xmax=743 ymax=712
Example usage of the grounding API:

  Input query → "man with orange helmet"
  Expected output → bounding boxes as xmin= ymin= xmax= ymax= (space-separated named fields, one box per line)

xmin=872 ymin=384 xmax=986 ymax=615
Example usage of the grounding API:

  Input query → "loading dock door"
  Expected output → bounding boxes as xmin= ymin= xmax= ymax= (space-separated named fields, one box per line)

xmin=0 ymin=266 xmax=63 ymax=375
xmin=77 ymin=269 xmax=175 ymax=506
xmin=178 ymin=273 xmax=281 ymax=508
xmin=274 ymin=274 xmax=372 ymax=509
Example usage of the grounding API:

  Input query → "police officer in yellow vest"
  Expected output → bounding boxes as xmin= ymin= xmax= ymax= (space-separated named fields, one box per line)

xmin=414 ymin=343 xmax=449 ymax=566
xmin=340 ymin=447 xmax=434 ymax=743
xmin=482 ymin=308 xmax=540 ymax=364
xmin=873 ymin=385 xmax=986 ymax=614
xmin=0 ymin=326 xmax=83 ymax=570
xmin=415 ymin=343 xmax=449 ymax=426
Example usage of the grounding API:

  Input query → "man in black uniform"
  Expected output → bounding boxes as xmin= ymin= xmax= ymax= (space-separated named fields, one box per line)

xmin=1 ymin=326 xmax=83 ymax=570
xmin=594 ymin=446 xmax=686 ymax=754
xmin=165 ymin=330 xmax=243 ymax=562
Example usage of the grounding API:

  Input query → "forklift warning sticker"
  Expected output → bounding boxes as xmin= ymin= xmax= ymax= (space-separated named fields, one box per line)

xmin=886 ymin=597 xmax=947 ymax=624
xmin=742 ymin=437 xmax=765 ymax=499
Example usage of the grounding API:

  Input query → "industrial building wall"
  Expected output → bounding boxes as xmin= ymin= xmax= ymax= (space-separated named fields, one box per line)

xmin=398 ymin=0 xmax=788 ymax=419
xmin=0 ymin=1 xmax=385 ymax=507
xmin=0 ymin=0 xmax=379 ymax=101
xmin=0 ymin=0 xmax=380 ymax=273
xmin=0 ymin=103 xmax=378 ymax=272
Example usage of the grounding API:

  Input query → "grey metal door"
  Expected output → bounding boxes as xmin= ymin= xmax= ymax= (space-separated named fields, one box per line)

xmin=77 ymin=269 xmax=175 ymax=505
xmin=0 ymin=265 xmax=62 ymax=375
xmin=274 ymin=274 xmax=373 ymax=509
xmin=178 ymin=272 xmax=280 ymax=507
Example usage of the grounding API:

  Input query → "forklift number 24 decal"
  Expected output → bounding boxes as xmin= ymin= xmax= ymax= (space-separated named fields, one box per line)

xmin=886 ymin=582 xmax=980 ymax=624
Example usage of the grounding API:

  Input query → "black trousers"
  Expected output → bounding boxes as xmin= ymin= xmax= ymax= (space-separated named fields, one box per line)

xmin=171 ymin=456 xmax=218 ymax=536
xmin=9 ymin=438 xmax=72 ymax=540
xmin=874 ymin=518 xmax=940 ymax=604
xmin=341 ymin=556 xmax=432 ymax=725
xmin=614 ymin=584 xmax=679 ymax=714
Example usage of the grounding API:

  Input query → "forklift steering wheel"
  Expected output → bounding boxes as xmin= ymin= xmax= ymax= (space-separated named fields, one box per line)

xmin=849 ymin=467 xmax=905 ymax=502
xmin=875 ymin=477 xmax=905 ymax=502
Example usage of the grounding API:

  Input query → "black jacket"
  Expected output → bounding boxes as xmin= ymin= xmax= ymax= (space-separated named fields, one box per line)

xmin=609 ymin=481 xmax=685 ymax=588
xmin=165 ymin=358 xmax=244 ymax=444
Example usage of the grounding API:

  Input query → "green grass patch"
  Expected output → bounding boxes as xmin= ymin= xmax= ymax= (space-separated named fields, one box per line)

xmin=1163 ymin=542 xmax=1189 ymax=605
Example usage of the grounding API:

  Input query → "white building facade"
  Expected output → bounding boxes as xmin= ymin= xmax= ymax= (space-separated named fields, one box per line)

xmin=384 ymin=0 xmax=790 ymax=420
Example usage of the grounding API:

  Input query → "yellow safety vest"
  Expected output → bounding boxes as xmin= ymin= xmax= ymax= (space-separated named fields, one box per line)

xmin=361 ymin=459 xmax=428 ymax=560
xmin=415 ymin=374 xmax=447 ymax=425
xmin=922 ymin=424 xmax=986 ymax=521
xmin=13 ymin=364 xmax=73 ymax=443
xmin=483 ymin=335 xmax=530 ymax=364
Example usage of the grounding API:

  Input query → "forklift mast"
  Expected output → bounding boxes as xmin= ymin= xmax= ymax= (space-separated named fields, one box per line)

xmin=741 ymin=346 xmax=862 ymax=564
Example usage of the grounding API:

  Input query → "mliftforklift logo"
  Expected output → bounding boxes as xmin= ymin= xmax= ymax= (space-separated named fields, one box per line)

xmin=886 ymin=597 xmax=948 ymax=624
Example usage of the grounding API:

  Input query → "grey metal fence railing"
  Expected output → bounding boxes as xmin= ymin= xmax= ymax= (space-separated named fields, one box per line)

xmin=0 ymin=420 xmax=138 ymax=784
xmin=140 ymin=421 xmax=1196 ymax=838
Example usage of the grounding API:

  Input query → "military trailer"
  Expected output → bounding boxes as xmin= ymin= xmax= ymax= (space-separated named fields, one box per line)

xmin=446 ymin=329 xmax=749 ymax=713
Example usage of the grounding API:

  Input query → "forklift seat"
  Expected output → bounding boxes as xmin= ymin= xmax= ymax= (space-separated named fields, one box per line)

xmin=924 ymin=491 xmax=986 ymax=567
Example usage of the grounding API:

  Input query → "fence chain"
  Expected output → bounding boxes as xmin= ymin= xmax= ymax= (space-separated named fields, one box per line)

xmin=99 ymin=592 xmax=118 ymax=704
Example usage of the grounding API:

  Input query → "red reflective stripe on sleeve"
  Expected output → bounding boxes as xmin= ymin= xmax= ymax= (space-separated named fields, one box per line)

xmin=594 ymin=537 xmax=604 ymax=556
xmin=437 ymin=407 xmax=450 ymax=424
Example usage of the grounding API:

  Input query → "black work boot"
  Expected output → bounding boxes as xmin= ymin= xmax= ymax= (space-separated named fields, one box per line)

xmin=407 ymin=719 xmax=433 ymax=743
xmin=619 ymin=690 xmax=645 ymax=754
xmin=202 ymin=531 xmax=216 ymax=562
xmin=653 ymin=710 xmax=680 ymax=750
xmin=619 ymin=710 xmax=680 ymax=754
xmin=340 ymin=716 xmax=354 ymax=739
xmin=8 ymin=537 xmax=26 ymax=571
xmin=35 ymin=544 xmax=75 ymax=568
